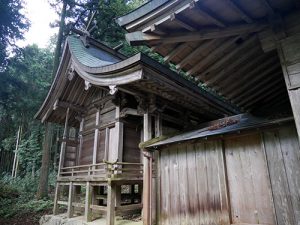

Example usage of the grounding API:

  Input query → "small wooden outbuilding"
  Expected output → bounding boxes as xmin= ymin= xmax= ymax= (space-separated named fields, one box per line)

xmin=117 ymin=0 xmax=300 ymax=225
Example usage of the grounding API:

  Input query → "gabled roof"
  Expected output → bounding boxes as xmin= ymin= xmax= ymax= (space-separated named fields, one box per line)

xmin=36 ymin=35 xmax=240 ymax=125
xmin=117 ymin=0 xmax=297 ymax=116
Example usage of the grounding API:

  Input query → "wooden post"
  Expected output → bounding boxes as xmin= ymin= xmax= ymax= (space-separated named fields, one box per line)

xmin=107 ymin=181 xmax=116 ymax=225
xmin=85 ymin=181 xmax=93 ymax=222
xmin=154 ymin=114 xmax=162 ymax=224
xmin=77 ymin=118 xmax=84 ymax=166
xmin=143 ymin=113 xmax=152 ymax=225
xmin=115 ymin=105 xmax=123 ymax=207
xmin=277 ymin=34 xmax=300 ymax=141
xmin=53 ymin=183 xmax=60 ymax=215
xmin=67 ymin=182 xmax=74 ymax=218
xmin=93 ymin=109 xmax=100 ymax=170
xmin=57 ymin=108 xmax=70 ymax=177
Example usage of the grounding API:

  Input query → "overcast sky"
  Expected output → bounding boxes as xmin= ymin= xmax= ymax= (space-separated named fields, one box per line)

xmin=17 ymin=0 xmax=58 ymax=48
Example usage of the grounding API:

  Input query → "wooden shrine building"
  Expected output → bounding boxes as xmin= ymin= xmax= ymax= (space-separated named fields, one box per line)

xmin=36 ymin=35 xmax=239 ymax=224
xmin=116 ymin=0 xmax=300 ymax=225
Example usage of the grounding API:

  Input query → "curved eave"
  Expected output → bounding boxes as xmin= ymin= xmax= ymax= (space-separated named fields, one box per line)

xmin=35 ymin=38 xmax=144 ymax=122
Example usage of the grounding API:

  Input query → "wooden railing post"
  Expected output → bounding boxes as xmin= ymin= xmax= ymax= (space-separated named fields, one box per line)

xmin=85 ymin=181 xmax=92 ymax=222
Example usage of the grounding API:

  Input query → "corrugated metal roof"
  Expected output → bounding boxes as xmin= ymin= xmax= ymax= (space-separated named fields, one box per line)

xmin=147 ymin=115 xmax=293 ymax=148
xmin=68 ymin=36 xmax=120 ymax=68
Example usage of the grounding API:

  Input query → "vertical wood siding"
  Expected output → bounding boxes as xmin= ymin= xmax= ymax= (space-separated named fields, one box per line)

xmin=159 ymin=140 xmax=230 ymax=225
xmin=158 ymin=124 xmax=300 ymax=225
xmin=225 ymin=134 xmax=275 ymax=224
xmin=263 ymin=125 xmax=300 ymax=225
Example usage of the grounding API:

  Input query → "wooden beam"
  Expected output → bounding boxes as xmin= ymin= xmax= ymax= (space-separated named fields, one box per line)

xmin=53 ymin=183 xmax=60 ymax=215
xmin=191 ymin=2 xmax=226 ymax=27
xmin=224 ymin=0 xmax=253 ymax=23
xmin=176 ymin=39 xmax=217 ymax=70
xmin=187 ymin=36 xmax=240 ymax=76
xmin=126 ymin=23 xmax=268 ymax=46
xmin=93 ymin=109 xmax=100 ymax=166
xmin=277 ymin=34 xmax=300 ymax=141
xmin=164 ymin=43 xmax=190 ymax=62
xmin=170 ymin=13 xmax=197 ymax=31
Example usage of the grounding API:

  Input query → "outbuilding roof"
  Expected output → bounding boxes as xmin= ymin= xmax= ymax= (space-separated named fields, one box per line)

xmin=117 ymin=0 xmax=298 ymax=116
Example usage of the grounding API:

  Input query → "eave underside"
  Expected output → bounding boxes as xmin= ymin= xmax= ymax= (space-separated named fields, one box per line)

xmin=118 ymin=0 xmax=300 ymax=117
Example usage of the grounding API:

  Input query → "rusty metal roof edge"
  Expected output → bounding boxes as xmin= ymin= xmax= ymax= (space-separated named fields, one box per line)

xmin=146 ymin=115 xmax=294 ymax=149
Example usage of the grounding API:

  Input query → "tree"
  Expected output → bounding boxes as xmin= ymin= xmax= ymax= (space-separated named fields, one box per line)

xmin=0 ymin=0 xmax=29 ymax=70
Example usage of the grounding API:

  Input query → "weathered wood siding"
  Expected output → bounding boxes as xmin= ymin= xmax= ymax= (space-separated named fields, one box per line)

xmin=263 ymin=125 xmax=300 ymax=225
xmin=225 ymin=134 xmax=275 ymax=224
xmin=159 ymin=140 xmax=230 ymax=225
xmin=123 ymin=124 xmax=141 ymax=163
xmin=158 ymin=124 xmax=300 ymax=225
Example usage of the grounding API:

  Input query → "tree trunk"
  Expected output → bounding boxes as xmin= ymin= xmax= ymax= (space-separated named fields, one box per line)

xmin=52 ymin=0 xmax=67 ymax=77
xmin=37 ymin=122 xmax=53 ymax=199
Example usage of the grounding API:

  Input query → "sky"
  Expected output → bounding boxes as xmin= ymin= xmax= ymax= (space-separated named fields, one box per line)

xmin=17 ymin=0 xmax=59 ymax=48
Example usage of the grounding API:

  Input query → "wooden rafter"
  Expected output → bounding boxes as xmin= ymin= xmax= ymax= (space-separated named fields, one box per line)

xmin=222 ymin=56 xmax=280 ymax=95
xmin=223 ymin=0 xmax=253 ymax=23
xmin=206 ymin=45 xmax=260 ymax=86
xmin=176 ymin=39 xmax=217 ymax=70
xmin=163 ymin=42 xmax=191 ymax=62
xmin=199 ymin=35 xmax=257 ymax=78
xmin=170 ymin=13 xmax=197 ymax=31
xmin=125 ymin=22 xmax=269 ymax=46
xmin=191 ymin=1 xmax=226 ymax=27
xmin=187 ymin=36 xmax=240 ymax=76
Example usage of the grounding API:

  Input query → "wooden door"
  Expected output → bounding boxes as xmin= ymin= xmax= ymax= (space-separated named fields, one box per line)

xmin=225 ymin=133 xmax=276 ymax=225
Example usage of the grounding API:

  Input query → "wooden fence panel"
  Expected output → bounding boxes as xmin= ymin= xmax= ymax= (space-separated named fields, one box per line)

xmin=225 ymin=134 xmax=275 ymax=225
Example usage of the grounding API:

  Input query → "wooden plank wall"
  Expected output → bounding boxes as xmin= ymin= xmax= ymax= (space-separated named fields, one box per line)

xmin=158 ymin=124 xmax=300 ymax=225
xmin=123 ymin=124 xmax=141 ymax=163
xmin=159 ymin=140 xmax=230 ymax=225
xmin=263 ymin=125 xmax=300 ymax=225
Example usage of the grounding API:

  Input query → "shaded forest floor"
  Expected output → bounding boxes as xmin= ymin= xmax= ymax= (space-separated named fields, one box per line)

xmin=0 ymin=173 xmax=56 ymax=225
xmin=0 ymin=209 xmax=52 ymax=225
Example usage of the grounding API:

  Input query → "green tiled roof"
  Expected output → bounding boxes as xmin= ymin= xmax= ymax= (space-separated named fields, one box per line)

xmin=68 ymin=36 xmax=121 ymax=68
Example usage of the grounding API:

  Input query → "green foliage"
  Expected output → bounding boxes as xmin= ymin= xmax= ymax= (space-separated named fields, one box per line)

xmin=0 ymin=0 xmax=29 ymax=70
xmin=0 ymin=174 xmax=54 ymax=218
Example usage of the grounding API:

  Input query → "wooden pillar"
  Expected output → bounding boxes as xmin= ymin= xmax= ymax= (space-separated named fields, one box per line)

xmin=93 ymin=109 xmax=100 ymax=166
xmin=154 ymin=114 xmax=162 ymax=224
xmin=67 ymin=182 xmax=74 ymax=218
xmin=143 ymin=113 xmax=152 ymax=225
xmin=53 ymin=183 xmax=60 ymax=215
xmin=85 ymin=181 xmax=93 ymax=222
xmin=107 ymin=181 xmax=116 ymax=225
xmin=77 ymin=117 xmax=84 ymax=166
xmin=115 ymin=105 xmax=123 ymax=207
xmin=58 ymin=108 xmax=70 ymax=177
xmin=277 ymin=34 xmax=300 ymax=141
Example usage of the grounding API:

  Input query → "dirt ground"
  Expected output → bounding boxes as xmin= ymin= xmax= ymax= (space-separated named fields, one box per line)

xmin=0 ymin=209 xmax=52 ymax=225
